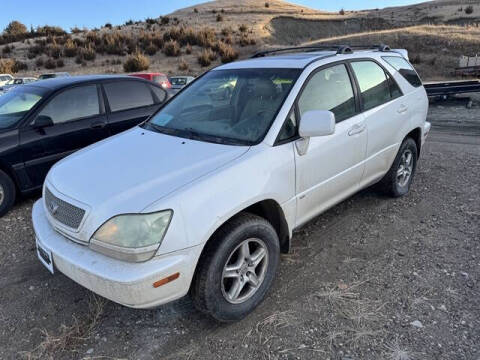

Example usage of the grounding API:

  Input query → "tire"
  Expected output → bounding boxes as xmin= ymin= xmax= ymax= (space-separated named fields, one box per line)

xmin=0 ymin=170 xmax=16 ymax=217
xmin=191 ymin=213 xmax=280 ymax=322
xmin=379 ymin=137 xmax=418 ymax=197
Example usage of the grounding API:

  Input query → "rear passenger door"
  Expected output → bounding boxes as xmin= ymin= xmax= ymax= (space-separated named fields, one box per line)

xmin=349 ymin=60 xmax=405 ymax=185
xmin=102 ymin=80 xmax=166 ymax=135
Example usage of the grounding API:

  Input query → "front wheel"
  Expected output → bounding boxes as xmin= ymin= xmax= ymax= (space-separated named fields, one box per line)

xmin=0 ymin=170 xmax=16 ymax=217
xmin=379 ymin=137 xmax=418 ymax=197
xmin=191 ymin=213 xmax=280 ymax=322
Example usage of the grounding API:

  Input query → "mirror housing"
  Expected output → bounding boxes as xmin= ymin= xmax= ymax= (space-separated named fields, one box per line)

xmin=33 ymin=115 xmax=54 ymax=129
xmin=298 ymin=110 xmax=335 ymax=138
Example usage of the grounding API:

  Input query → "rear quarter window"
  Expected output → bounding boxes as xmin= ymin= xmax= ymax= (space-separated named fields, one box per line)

xmin=104 ymin=81 xmax=155 ymax=112
xmin=382 ymin=56 xmax=423 ymax=88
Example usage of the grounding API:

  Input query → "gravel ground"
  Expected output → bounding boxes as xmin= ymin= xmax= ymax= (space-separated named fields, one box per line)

xmin=0 ymin=96 xmax=479 ymax=360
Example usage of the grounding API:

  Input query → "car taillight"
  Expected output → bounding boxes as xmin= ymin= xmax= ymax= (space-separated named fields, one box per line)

xmin=162 ymin=81 xmax=171 ymax=89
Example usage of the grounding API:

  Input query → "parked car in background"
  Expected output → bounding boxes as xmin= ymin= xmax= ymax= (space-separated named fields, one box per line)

xmin=0 ymin=77 xmax=37 ymax=95
xmin=32 ymin=45 xmax=429 ymax=321
xmin=169 ymin=76 xmax=195 ymax=90
xmin=0 ymin=75 xmax=167 ymax=216
xmin=168 ymin=75 xmax=195 ymax=97
xmin=129 ymin=72 xmax=171 ymax=89
xmin=0 ymin=74 xmax=14 ymax=86
xmin=38 ymin=72 xmax=70 ymax=80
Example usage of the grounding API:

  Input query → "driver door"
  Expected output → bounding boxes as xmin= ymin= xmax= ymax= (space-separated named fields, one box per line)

xmin=19 ymin=84 xmax=109 ymax=189
xmin=294 ymin=63 xmax=367 ymax=226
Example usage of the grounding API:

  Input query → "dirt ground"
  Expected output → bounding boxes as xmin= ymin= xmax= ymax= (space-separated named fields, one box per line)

xmin=0 ymin=95 xmax=479 ymax=360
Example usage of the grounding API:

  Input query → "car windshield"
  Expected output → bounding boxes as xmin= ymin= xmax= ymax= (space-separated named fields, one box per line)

xmin=0 ymin=87 xmax=46 ymax=129
xmin=145 ymin=68 xmax=300 ymax=145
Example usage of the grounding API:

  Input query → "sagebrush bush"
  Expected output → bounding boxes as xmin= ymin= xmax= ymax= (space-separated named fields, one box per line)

xmin=216 ymin=14 xmax=224 ymax=22
xmin=56 ymin=59 xmax=64 ymax=67
xmin=63 ymin=39 xmax=78 ymax=57
xmin=239 ymin=24 xmax=248 ymax=33
xmin=123 ymin=51 xmax=150 ymax=72
xmin=163 ymin=40 xmax=180 ymax=56
xmin=185 ymin=43 xmax=192 ymax=54
xmin=35 ymin=57 xmax=44 ymax=67
xmin=178 ymin=58 xmax=189 ymax=71
xmin=0 ymin=58 xmax=15 ymax=73
xmin=45 ymin=58 xmax=57 ymax=69
xmin=2 ymin=45 xmax=12 ymax=54
xmin=80 ymin=45 xmax=96 ymax=61
xmin=145 ymin=42 xmax=158 ymax=55
xmin=217 ymin=42 xmax=238 ymax=63
xmin=238 ymin=34 xmax=256 ymax=46
xmin=465 ymin=6 xmax=474 ymax=14
xmin=197 ymin=48 xmax=216 ymax=67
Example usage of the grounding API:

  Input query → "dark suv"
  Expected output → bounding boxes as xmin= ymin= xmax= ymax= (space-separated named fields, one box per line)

xmin=0 ymin=75 xmax=167 ymax=216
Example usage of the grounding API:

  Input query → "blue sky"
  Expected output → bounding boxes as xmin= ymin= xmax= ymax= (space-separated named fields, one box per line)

xmin=1 ymin=0 xmax=426 ymax=31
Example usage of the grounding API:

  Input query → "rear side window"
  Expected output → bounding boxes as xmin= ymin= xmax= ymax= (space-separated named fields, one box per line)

xmin=104 ymin=81 xmax=154 ymax=112
xmin=382 ymin=56 xmax=422 ymax=87
xmin=351 ymin=61 xmax=399 ymax=111
xmin=298 ymin=64 xmax=356 ymax=123
xmin=38 ymin=85 xmax=100 ymax=124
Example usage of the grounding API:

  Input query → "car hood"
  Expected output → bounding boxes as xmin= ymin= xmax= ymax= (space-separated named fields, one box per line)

xmin=47 ymin=126 xmax=249 ymax=214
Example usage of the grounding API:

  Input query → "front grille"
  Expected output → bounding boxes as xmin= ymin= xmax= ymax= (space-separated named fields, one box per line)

xmin=44 ymin=187 xmax=85 ymax=230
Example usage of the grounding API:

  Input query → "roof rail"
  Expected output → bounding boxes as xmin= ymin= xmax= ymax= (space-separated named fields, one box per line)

xmin=250 ymin=44 xmax=391 ymax=58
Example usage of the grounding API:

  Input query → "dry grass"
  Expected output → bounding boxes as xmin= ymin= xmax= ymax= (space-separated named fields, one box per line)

xmin=21 ymin=295 xmax=107 ymax=360
xmin=385 ymin=338 xmax=414 ymax=360
xmin=307 ymin=24 xmax=480 ymax=79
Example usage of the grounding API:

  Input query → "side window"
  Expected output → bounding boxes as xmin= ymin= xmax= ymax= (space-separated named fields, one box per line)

xmin=382 ymin=56 xmax=422 ymax=87
xmin=298 ymin=64 xmax=356 ymax=123
xmin=37 ymin=85 xmax=100 ymax=124
xmin=388 ymin=74 xmax=402 ymax=100
xmin=351 ymin=61 xmax=393 ymax=111
xmin=277 ymin=108 xmax=297 ymax=142
xmin=104 ymin=81 xmax=154 ymax=112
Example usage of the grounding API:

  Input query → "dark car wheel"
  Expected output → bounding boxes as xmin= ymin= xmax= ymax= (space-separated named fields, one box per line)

xmin=0 ymin=170 xmax=16 ymax=217
xmin=191 ymin=213 xmax=280 ymax=322
xmin=379 ymin=137 xmax=418 ymax=197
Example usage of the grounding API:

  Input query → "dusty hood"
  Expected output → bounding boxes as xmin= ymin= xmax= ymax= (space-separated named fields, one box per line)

xmin=47 ymin=126 xmax=249 ymax=213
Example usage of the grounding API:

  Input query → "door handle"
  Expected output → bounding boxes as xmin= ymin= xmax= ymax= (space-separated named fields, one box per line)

xmin=348 ymin=123 xmax=366 ymax=136
xmin=90 ymin=121 xmax=106 ymax=129
xmin=397 ymin=104 xmax=408 ymax=114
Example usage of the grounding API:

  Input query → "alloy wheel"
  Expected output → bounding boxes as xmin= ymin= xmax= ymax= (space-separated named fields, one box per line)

xmin=397 ymin=149 xmax=413 ymax=187
xmin=221 ymin=238 xmax=269 ymax=304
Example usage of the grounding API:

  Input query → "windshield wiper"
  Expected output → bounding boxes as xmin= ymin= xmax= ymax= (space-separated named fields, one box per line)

xmin=145 ymin=123 xmax=251 ymax=146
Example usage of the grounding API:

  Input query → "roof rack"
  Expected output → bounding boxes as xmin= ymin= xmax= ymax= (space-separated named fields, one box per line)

xmin=250 ymin=44 xmax=391 ymax=58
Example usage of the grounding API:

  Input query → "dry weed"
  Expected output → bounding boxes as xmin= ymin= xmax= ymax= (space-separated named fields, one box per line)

xmin=20 ymin=295 xmax=107 ymax=360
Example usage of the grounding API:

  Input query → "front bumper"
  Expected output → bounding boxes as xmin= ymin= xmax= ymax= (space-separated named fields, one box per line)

xmin=32 ymin=199 xmax=202 ymax=309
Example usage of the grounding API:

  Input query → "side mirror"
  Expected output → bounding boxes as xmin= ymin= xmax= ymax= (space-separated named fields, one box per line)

xmin=33 ymin=115 xmax=54 ymax=128
xmin=298 ymin=110 xmax=335 ymax=138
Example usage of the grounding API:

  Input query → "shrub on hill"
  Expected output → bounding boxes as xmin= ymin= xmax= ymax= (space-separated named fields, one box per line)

xmin=123 ymin=51 xmax=150 ymax=72
xmin=163 ymin=40 xmax=180 ymax=56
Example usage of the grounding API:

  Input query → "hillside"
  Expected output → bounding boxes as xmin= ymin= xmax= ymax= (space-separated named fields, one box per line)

xmin=0 ymin=0 xmax=479 ymax=80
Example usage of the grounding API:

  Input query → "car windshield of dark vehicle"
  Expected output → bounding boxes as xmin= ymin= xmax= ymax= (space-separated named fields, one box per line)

xmin=145 ymin=68 xmax=300 ymax=145
xmin=0 ymin=86 xmax=46 ymax=129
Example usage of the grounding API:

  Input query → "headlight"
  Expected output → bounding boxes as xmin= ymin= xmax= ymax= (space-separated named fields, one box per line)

xmin=90 ymin=210 xmax=172 ymax=262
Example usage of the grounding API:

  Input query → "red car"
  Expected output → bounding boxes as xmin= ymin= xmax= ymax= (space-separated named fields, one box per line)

xmin=128 ymin=72 xmax=171 ymax=89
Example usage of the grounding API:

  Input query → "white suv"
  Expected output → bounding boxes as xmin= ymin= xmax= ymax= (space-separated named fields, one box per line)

xmin=33 ymin=45 xmax=430 ymax=321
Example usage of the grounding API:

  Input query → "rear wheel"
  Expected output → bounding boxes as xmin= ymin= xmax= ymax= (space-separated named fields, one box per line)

xmin=0 ymin=170 xmax=16 ymax=217
xmin=379 ymin=137 xmax=418 ymax=197
xmin=191 ymin=213 xmax=280 ymax=322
